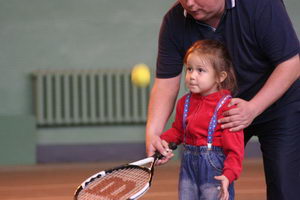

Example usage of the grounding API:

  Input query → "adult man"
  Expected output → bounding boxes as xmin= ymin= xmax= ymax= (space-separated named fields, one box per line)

xmin=145 ymin=0 xmax=300 ymax=199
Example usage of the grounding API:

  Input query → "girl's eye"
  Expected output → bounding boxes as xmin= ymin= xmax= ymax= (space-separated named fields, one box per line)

xmin=197 ymin=68 xmax=205 ymax=72
xmin=187 ymin=67 xmax=193 ymax=72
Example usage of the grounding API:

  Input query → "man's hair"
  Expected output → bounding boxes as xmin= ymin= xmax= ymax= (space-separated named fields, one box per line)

xmin=184 ymin=40 xmax=238 ymax=93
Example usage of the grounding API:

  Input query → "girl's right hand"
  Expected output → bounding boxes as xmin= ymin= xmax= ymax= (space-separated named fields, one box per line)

xmin=155 ymin=139 xmax=174 ymax=165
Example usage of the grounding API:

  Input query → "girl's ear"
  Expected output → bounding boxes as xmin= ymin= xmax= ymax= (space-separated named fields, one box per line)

xmin=219 ymin=71 xmax=227 ymax=83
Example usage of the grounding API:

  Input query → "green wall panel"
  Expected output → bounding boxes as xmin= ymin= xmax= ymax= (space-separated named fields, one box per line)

xmin=0 ymin=116 xmax=36 ymax=165
xmin=37 ymin=125 xmax=146 ymax=145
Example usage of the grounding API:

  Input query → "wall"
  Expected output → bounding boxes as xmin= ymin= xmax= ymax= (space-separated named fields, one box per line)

xmin=0 ymin=0 xmax=175 ymax=115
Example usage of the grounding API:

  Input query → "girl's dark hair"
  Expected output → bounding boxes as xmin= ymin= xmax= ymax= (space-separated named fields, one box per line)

xmin=184 ymin=40 xmax=238 ymax=93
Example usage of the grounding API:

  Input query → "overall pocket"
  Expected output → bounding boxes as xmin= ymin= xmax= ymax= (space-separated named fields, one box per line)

xmin=207 ymin=151 xmax=225 ymax=172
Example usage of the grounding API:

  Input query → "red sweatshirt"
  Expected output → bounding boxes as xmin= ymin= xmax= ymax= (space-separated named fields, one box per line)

xmin=160 ymin=90 xmax=244 ymax=183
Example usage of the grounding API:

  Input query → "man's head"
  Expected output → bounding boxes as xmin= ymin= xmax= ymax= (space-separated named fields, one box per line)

xmin=179 ymin=0 xmax=225 ymax=27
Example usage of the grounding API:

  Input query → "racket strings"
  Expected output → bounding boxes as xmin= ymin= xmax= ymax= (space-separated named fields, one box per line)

xmin=77 ymin=167 xmax=151 ymax=200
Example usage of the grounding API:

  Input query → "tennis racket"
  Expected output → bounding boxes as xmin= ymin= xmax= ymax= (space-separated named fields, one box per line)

xmin=74 ymin=142 xmax=177 ymax=200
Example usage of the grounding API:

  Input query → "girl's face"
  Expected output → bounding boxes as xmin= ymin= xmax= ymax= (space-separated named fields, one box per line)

xmin=185 ymin=52 xmax=220 ymax=96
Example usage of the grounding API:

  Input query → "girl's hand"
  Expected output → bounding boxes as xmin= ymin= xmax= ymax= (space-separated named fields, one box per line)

xmin=214 ymin=175 xmax=229 ymax=200
xmin=155 ymin=139 xmax=174 ymax=165
xmin=218 ymin=98 xmax=259 ymax=132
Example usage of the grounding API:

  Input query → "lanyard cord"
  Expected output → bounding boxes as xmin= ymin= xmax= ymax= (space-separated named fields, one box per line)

xmin=182 ymin=93 xmax=231 ymax=149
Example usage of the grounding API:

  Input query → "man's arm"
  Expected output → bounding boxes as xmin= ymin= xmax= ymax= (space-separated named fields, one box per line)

xmin=146 ymin=75 xmax=181 ymax=157
xmin=219 ymin=54 xmax=300 ymax=131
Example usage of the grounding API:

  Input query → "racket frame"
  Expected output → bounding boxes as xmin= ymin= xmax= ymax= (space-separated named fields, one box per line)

xmin=74 ymin=143 xmax=176 ymax=200
xmin=74 ymin=157 xmax=156 ymax=200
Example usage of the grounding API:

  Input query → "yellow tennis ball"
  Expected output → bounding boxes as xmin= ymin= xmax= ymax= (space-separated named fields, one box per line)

xmin=131 ymin=63 xmax=151 ymax=87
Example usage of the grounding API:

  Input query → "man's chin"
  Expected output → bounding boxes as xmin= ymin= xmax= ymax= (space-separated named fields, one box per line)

xmin=189 ymin=12 xmax=205 ymax=20
xmin=189 ymin=12 xmax=212 ymax=23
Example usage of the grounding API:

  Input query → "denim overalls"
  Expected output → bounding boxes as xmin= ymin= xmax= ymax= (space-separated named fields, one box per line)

xmin=179 ymin=94 xmax=235 ymax=200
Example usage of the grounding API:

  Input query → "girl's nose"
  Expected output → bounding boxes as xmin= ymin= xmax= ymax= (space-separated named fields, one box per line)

xmin=189 ymin=71 xmax=196 ymax=79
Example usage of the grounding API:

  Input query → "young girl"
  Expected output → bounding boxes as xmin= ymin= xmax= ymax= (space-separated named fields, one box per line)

xmin=160 ymin=40 xmax=244 ymax=200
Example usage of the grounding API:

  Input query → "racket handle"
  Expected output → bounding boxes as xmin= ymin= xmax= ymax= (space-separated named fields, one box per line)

xmin=168 ymin=142 xmax=177 ymax=151
xmin=154 ymin=142 xmax=177 ymax=160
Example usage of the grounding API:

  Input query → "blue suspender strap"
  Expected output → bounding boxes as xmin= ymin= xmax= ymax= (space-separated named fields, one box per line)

xmin=207 ymin=95 xmax=231 ymax=150
xmin=182 ymin=93 xmax=191 ymax=144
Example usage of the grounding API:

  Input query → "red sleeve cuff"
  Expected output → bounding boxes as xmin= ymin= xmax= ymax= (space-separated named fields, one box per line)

xmin=223 ymin=170 xmax=237 ymax=184
xmin=160 ymin=129 xmax=181 ymax=144
xmin=160 ymin=134 xmax=169 ymax=142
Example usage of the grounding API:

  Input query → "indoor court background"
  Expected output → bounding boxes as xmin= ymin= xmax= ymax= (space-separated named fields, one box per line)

xmin=0 ymin=0 xmax=299 ymax=199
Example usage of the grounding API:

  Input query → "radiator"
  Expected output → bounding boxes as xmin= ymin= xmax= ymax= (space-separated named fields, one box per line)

xmin=32 ymin=69 xmax=151 ymax=126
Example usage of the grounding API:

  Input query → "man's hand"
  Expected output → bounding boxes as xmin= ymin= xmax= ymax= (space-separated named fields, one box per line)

xmin=145 ymin=76 xmax=181 ymax=164
xmin=219 ymin=55 xmax=300 ymax=132
xmin=218 ymin=98 xmax=259 ymax=132
xmin=214 ymin=175 xmax=229 ymax=200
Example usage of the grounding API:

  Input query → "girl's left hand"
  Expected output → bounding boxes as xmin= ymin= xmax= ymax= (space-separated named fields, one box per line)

xmin=214 ymin=175 xmax=229 ymax=200
xmin=218 ymin=98 xmax=259 ymax=132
